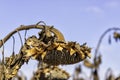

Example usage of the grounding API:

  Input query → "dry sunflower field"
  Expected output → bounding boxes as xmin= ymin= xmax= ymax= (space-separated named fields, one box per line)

xmin=0 ymin=21 xmax=120 ymax=80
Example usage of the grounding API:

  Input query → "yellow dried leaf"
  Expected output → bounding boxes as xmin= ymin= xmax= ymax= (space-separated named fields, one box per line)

xmin=57 ymin=46 xmax=63 ymax=51
xmin=25 ymin=48 xmax=36 ymax=57
xmin=81 ymin=54 xmax=85 ymax=59
xmin=70 ymin=48 xmax=76 ymax=55
xmin=41 ymin=51 xmax=47 ymax=60
xmin=87 ymin=53 xmax=91 ymax=58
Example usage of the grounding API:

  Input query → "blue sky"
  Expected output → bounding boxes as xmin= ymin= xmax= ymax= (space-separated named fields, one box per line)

xmin=0 ymin=0 xmax=120 ymax=79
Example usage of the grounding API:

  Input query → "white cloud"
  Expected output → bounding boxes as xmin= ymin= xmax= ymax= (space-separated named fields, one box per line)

xmin=85 ymin=6 xmax=104 ymax=14
xmin=105 ymin=1 xmax=119 ymax=8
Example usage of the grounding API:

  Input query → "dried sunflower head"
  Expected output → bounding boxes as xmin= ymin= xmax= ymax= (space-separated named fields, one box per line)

xmin=36 ymin=42 xmax=91 ymax=65
xmin=23 ymin=36 xmax=91 ymax=66
xmin=31 ymin=66 xmax=70 ymax=80
xmin=22 ymin=25 xmax=91 ymax=66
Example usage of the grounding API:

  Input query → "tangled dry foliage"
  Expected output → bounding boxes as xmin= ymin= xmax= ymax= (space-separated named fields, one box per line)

xmin=1 ymin=22 xmax=120 ymax=80
xmin=0 ymin=21 xmax=91 ymax=80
